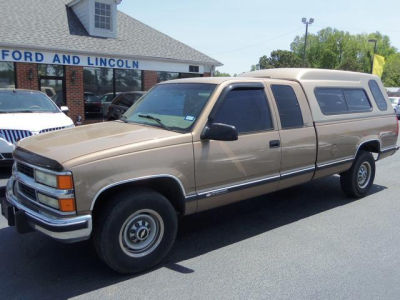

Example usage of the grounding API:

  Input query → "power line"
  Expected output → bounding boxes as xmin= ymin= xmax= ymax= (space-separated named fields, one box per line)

xmin=209 ymin=27 xmax=303 ymax=56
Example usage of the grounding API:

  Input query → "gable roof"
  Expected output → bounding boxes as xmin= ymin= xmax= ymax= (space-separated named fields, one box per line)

xmin=0 ymin=0 xmax=222 ymax=66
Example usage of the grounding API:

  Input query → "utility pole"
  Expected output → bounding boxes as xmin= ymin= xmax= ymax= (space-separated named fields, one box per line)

xmin=368 ymin=39 xmax=377 ymax=73
xmin=302 ymin=18 xmax=314 ymax=67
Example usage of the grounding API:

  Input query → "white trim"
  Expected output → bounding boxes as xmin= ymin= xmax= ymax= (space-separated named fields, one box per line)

xmin=0 ymin=42 xmax=222 ymax=67
xmin=196 ymin=173 xmax=281 ymax=198
xmin=317 ymin=156 xmax=354 ymax=169
xmin=281 ymin=165 xmax=315 ymax=177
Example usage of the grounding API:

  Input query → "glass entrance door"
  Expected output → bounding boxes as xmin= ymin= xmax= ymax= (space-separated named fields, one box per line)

xmin=40 ymin=78 xmax=65 ymax=107
xmin=38 ymin=64 xmax=65 ymax=107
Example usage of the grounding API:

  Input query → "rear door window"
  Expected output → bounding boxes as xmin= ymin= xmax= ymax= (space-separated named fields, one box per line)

xmin=368 ymin=80 xmax=388 ymax=111
xmin=271 ymin=85 xmax=304 ymax=129
xmin=212 ymin=88 xmax=273 ymax=134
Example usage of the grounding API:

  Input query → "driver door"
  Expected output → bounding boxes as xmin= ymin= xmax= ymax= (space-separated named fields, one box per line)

xmin=193 ymin=83 xmax=281 ymax=212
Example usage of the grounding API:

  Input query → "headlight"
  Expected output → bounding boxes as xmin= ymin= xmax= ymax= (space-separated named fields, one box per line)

xmin=37 ymin=193 xmax=59 ymax=209
xmin=35 ymin=170 xmax=57 ymax=188
xmin=36 ymin=193 xmax=76 ymax=212
xmin=35 ymin=170 xmax=74 ymax=189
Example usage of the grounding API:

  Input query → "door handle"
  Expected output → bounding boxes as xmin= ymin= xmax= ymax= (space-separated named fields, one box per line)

xmin=269 ymin=140 xmax=280 ymax=148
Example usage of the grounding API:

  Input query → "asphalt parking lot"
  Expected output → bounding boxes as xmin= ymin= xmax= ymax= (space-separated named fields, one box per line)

xmin=1 ymin=150 xmax=400 ymax=299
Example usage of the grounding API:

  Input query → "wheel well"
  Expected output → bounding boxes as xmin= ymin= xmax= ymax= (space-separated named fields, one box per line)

xmin=358 ymin=140 xmax=380 ymax=155
xmin=92 ymin=177 xmax=186 ymax=222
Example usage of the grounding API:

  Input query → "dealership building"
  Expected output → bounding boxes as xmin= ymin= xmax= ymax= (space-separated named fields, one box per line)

xmin=0 ymin=0 xmax=222 ymax=122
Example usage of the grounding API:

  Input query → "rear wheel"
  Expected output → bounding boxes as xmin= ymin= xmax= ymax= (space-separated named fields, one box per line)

xmin=93 ymin=189 xmax=178 ymax=274
xmin=340 ymin=150 xmax=375 ymax=198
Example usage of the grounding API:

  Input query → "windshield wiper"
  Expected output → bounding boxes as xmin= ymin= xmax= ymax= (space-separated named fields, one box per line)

xmin=119 ymin=115 xmax=128 ymax=123
xmin=8 ymin=110 xmax=36 ymax=113
xmin=138 ymin=114 xmax=171 ymax=131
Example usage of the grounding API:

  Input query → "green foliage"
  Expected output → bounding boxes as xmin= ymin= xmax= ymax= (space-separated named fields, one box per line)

xmin=254 ymin=27 xmax=399 ymax=86
xmin=382 ymin=53 xmax=400 ymax=86
xmin=258 ymin=50 xmax=302 ymax=69
xmin=214 ymin=70 xmax=231 ymax=77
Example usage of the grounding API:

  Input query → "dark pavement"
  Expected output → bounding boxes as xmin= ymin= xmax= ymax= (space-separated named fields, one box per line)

xmin=0 ymin=155 xmax=399 ymax=299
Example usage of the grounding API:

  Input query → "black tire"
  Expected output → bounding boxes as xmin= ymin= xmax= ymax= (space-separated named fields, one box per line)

xmin=93 ymin=189 xmax=178 ymax=274
xmin=340 ymin=150 xmax=375 ymax=198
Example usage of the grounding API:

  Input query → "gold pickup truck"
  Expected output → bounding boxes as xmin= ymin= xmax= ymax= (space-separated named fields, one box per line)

xmin=1 ymin=69 xmax=398 ymax=273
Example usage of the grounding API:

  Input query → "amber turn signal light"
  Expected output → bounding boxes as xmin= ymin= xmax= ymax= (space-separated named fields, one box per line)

xmin=57 ymin=175 xmax=74 ymax=189
xmin=59 ymin=198 xmax=76 ymax=212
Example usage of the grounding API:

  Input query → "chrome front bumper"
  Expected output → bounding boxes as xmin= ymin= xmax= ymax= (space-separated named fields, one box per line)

xmin=3 ymin=177 xmax=92 ymax=243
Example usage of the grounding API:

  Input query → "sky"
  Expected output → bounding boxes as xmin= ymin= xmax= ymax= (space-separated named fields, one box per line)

xmin=119 ymin=0 xmax=400 ymax=75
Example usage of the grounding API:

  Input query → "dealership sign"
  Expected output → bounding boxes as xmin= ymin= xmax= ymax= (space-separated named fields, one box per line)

xmin=0 ymin=48 xmax=140 ymax=69
xmin=0 ymin=47 xmax=207 ymax=73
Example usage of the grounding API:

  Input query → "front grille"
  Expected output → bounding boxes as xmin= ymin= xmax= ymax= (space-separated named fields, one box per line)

xmin=18 ymin=182 xmax=37 ymax=201
xmin=1 ymin=153 xmax=12 ymax=160
xmin=39 ymin=126 xmax=65 ymax=134
xmin=0 ymin=129 xmax=32 ymax=144
xmin=17 ymin=162 xmax=34 ymax=178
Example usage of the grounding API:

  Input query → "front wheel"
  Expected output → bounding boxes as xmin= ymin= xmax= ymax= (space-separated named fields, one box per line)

xmin=340 ymin=150 xmax=375 ymax=198
xmin=93 ymin=189 xmax=178 ymax=274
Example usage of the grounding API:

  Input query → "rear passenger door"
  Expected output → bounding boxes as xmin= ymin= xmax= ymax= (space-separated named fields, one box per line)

xmin=194 ymin=83 xmax=281 ymax=211
xmin=268 ymin=82 xmax=317 ymax=189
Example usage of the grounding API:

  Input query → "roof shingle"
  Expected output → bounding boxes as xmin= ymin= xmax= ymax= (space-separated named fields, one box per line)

xmin=0 ymin=0 xmax=222 ymax=66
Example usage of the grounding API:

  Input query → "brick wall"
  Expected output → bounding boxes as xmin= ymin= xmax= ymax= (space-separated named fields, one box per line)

xmin=15 ymin=63 xmax=39 ymax=90
xmin=65 ymin=66 xmax=84 ymax=124
xmin=203 ymin=72 xmax=211 ymax=77
xmin=143 ymin=70 xmax=158 ymax=90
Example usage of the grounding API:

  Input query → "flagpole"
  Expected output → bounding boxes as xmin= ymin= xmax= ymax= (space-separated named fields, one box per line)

xmin=368 ymin=39 xmax=377 ymax=73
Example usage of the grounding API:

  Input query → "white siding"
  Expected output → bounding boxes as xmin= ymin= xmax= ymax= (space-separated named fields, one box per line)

xmin=71 ymin=0 xmax=91 ymax=33
xmin=71 ymin=0 xmax=118 ymax=38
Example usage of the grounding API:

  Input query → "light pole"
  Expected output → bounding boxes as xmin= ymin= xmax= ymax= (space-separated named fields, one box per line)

xmin=302 ymin=17 xmax=314 ymax=67
xmin=368 ymin=39 xmax=377 ymax=74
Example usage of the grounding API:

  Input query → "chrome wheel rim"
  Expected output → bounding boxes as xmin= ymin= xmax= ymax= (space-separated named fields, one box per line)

xmin=357 ymin=161 xmax=371 ymax=189
xmin=119 ymin=209 xmax=164 ymax=258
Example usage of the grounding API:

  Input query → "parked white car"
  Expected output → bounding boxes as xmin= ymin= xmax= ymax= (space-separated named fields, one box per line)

xmin=389 ymin=97 xmax=400 ymax=119
xmin=0 ymin=89 xmax=74 ymax=165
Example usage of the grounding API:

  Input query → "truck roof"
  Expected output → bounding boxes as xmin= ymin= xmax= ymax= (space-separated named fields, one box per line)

xmin=161 ymin=76 xmax=289 ymax=85
xmin=161 ymin=68 xmax=381 ymax=86
xmin=240 ymin=68 xmax=380 ymax=82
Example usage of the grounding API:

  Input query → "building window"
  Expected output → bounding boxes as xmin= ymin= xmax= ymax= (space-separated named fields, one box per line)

xmin=38 ymin=64 xmax=64 ymax=77
xmin=157 ymin=72 xmax=180 ymax=83
xmin=84 ymin=67 xmax=113 ymax=100
xmin=0 ymin=62 xmax=15 ymax=88
xmin=95 ymin=2 xmax=111 ymax=30
xmin=179 ymin=73 xmax=202 ymax=79
xmin=189 ymin=65 xmax=200 ymax=73
xmin=115 ymin=69 xmax=142 ymax=92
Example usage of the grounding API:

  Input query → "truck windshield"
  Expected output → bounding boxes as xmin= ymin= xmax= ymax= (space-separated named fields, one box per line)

xmin=122 ymin=83 xmax=216 ymax=132
xmin=0 ymin=90 xmax=59 ymax=113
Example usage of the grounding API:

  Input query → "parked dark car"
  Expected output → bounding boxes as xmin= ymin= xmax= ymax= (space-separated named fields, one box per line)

xmin=107 ymin=91 xmax=145 ymax=120
xmin=84 ymin=92 xmax=101 ymax=118
xmin=100 ymin=92 xmax=119 ymax=118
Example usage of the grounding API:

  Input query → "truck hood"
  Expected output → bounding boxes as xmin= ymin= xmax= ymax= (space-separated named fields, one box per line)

xmin=0 ymin=112 xmax=73 ymax=132
xmin=17 ymin=121 xmax=191 ymax=167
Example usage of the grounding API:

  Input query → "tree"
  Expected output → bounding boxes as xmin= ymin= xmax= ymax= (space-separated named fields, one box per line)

xmin=258 ymin=50 xmax=302 ymax=69
xmin=214 ymin=70 xmax=231 ymax=77
xmin=290 ymin=27 xmax=397 ymax=73
xmin=251 ymin=27 xmax=400 ymax=86
xmin=382 ymin=53 xmax=400 ymax=86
